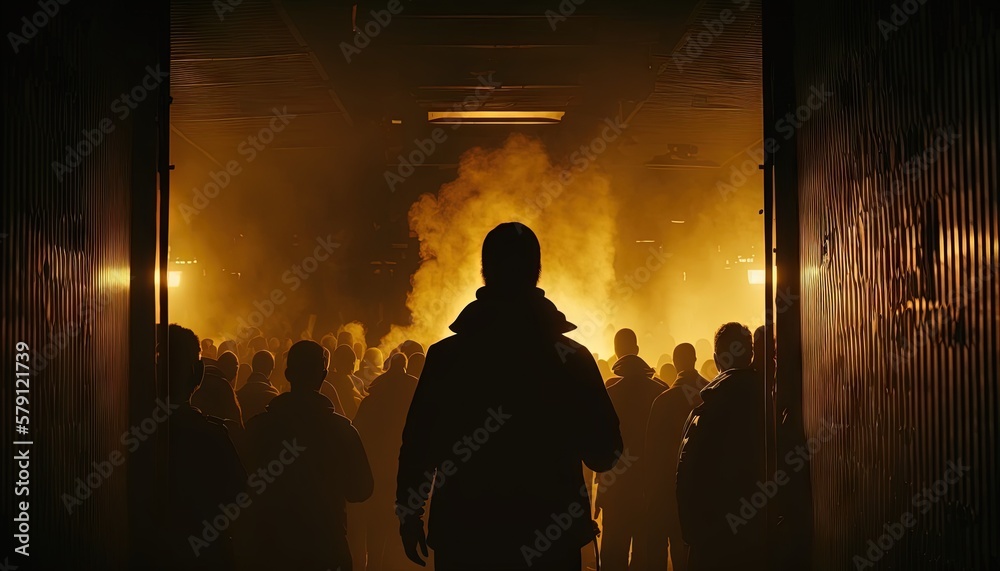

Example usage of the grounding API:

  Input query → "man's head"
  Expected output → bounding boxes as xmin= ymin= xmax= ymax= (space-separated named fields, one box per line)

xmin=160 ymin=324 xmax=203 ymax=402
xmin=613 ymin=328 xmax=639 ymax=358
xmin=386 ymin=352 xmax=407 ymax=373
xmin=673 ymin=342 xmax=697 ymax=373
xmin=332 ymin=344 xmax=357 ymax=374
xmin=252 ymin=350 xmax=275 ymax=377
xmin=481 ymin=222 xmax=541 ymax=290
xmin=713 ymin=322 xmax=753 ymax=371
xmin=216 ymin=351 xmax=239 ymax=386
xmin=337 ymin=331 xmax=354 ymax=348
xmin=752 ymin=325 xmax=776 ymax=372
xmin=285 ymin=340 xmax=328 ymax=392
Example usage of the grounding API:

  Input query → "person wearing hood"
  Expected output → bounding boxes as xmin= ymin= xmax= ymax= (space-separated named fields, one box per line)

xmin=349 ymin=353 xmax=421 ymax=570
xmin=644 ymin=342 xmax=710 ymax=571
xmin=676 ymin=323 xmax=767 ymax=571
xmin=598 ymin=328 xmax=669 ymax=571
xmin=244 ymin=340 xmax=374 ymax=571
xmin=396 ymin=222 xmax=622 ymax=571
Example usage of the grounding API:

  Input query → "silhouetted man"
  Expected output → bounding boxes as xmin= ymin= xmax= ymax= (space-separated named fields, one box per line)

xmin=644 ymin=342 xmax=710 ymax=571
xmin=350 ymin=353 xmax=421 ymax=571
xmin=192 ymin=353 xmax=243 ymax=427
xmin=598 ymin=328 xmax=668 ymax=571
xmin=750 ymin=325 xmax=775 ymax=379
xmin=676 ymin=323 xmax=766 ymax=571
xmin=396 ymin=222 xmax=622 ymax=571
xmin=330 ymin=344 xmax=363 ymax=419
xmin=244 ymin=340 xmax=374 ymax=571
xmin=236 ymin=350 xmax=279 ymax=422
xmin=163 ymin=324 xmax=246 ymax=571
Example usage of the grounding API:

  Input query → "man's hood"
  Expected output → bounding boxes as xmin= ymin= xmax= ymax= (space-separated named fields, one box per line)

xmin=611 ymin=354 xmax=655 ymax=378
xmin=449 ymin=287 xmax=576 ymax=337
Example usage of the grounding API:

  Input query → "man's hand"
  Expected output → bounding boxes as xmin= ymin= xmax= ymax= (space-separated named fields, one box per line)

xmin=400 ymin=518 xmax=429 ymax=566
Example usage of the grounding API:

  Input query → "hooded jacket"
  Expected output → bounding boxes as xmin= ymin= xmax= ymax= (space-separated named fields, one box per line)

xmin=676 ymin=367 xmax=767 ymax=570
xmin=596 ymin=355 xmax=668 ymax=512
xmin=396 ymin=287 xmax=622 ymax=566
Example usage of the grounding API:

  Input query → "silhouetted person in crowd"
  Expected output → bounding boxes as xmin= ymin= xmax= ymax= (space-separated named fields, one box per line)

xmin=676 ymin=323 xmax=766 ymax=571
xmin=202 ymin=338 xmax=218 ymax=360
xmin=659 ymin=362 xmax=677 ymax=386
xmin=350 ymin=353 xmax=421 ymax=571
xmin=406 ymin=352 xmax=425 ymax=379
xmin=396 ymin=222 xmax=622 ymax=571
xmin=644 ymin=342 xmax=710 ymax=571
xmin=237 ymin=350 xmax=279 ymax=422
xmin=358 ymin=347 xmax=385 ymax=387
xmin=330 ymin=344 xmax=362 ymax=419
xmin=398 ymin=339 xmax=424 ymax=359
xmin=319 ymin=348 xmax=349 ymax=416
xmin=163 ymin=324 xmax=246 ymax=571
xmin=218 ymin=340 xmax=237 ymax=358
xmin=192 ymin=353 xmax=243 ymax=427
xmin=751 ymin=325 xmax=775 ymax=379
xmin=338 ymin=331 xmax=355 ymax=349
xmin=244 ymin=340 xmax=374 ymax=571
xmin=598 ymin=328 xmax=668 ymax=571
xmin=353 ymin=341 xmax=365 ymax=361
xmin=215 ymin=351 xmax=239 ymax=388
xmin=235 ymin=363 xmax=251 ymax=391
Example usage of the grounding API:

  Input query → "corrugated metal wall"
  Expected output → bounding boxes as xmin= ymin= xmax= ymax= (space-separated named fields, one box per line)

xmin=1 ymin=1 xmax=162 ymax=568
xmin=792 ymin=0 xmax=999 ymax=569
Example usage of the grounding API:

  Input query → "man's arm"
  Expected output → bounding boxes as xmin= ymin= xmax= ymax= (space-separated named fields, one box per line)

xmin=395 ymin=344 xmax=442 ymax=522
xmin=574 ymin=349 xmax=623 ymax=473
xmin=343 ymin=424 xmax=375 ymax=503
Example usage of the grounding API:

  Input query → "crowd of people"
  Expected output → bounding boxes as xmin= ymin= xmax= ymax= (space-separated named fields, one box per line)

xmin=162 ymin=222 xmax=774 ymax=571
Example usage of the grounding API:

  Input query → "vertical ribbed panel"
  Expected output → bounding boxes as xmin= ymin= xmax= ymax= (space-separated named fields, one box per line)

xmin=794 ymin=0 xmax=998 ymax=569
xmin=1 ymin=1 xmax=160 ymax=567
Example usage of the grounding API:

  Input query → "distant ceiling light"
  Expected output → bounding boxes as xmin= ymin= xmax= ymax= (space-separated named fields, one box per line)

xmin=427 ymin=111 xmax=565 ymax=125
xmin=635 ymin=240 xmax=655 ymax=243
xmin=391 ymin=119 xmax=402 ymax=125
xmin=671 ymin=220 xmax=685 ymax=224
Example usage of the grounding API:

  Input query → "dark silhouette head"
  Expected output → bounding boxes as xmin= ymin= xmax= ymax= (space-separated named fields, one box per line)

xmin=399 ymin=339 xmax=424 ymax=358
xmin=332 ymin=344 xmax=357 ymax=374
xmin=386 ymin=352 xmax=408 ymax=373
xmin=216 ymin=351 xmax=239 ymax=386
xmin=614 ymin=328 xmax=639 ymax=358
xmin=352 ymin=342 xmax=364 ymax=361
xmin=249 ymin=335 xmax=268 ymax=354
xmin=218 ymin=339 xmax=237 ymax=357
xmin=673 ymin=342 xmax=697 ymax=373
xmin=659 ymin=362 xmax=677 ymax=383
xmin=337 ymin=331 xmax=354 ymax=348
xmin=363 ymin=347 xmax=384 ymax=370
xmin=252 ymin=350 xmax=275 ymax=377
xmin=481 ymin=222 xmax=541 ymax=290
xmin=286 ymin=340 xmax=328 ymax=392
xmin=320 ymin=334 xmax=337 ymax=353
xmin=713 ymin=322 xmax=753 ymax=371
xmin=752 ymin=325 xmax=775 ymax=372
xmin=407 ymin=352 xmax=425 ymax=378
xmin=161 ymin=324 xmax=203 ymax=403
xmin=268 ymin=337 xmax=280 ymax=353
xmin=200 ymin=338 xmax=217 ymax=360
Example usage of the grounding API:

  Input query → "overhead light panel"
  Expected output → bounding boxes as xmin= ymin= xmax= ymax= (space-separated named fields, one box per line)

xmin=427 ymin=111 xmax=565 ymax=125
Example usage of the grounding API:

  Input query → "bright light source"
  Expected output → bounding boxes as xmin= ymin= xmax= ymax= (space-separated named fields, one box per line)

xmin=168 ymin=271 xmax=181 ymax=288
xmin=427 ymin=111 xmax=565 ymax=125
xmin=391 ymin=119 xmax=402 ymax=125
xmin=747 ymin=269 xmax=766 ymax=284
xmin=671 ymin=220 xmax=685 ymax=224
xmin=636 ymin=240 xmax=655 ymax=243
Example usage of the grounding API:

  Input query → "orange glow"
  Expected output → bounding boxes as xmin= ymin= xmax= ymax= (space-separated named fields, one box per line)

xmin=427 ymin=111 xmax=565 ymax=125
